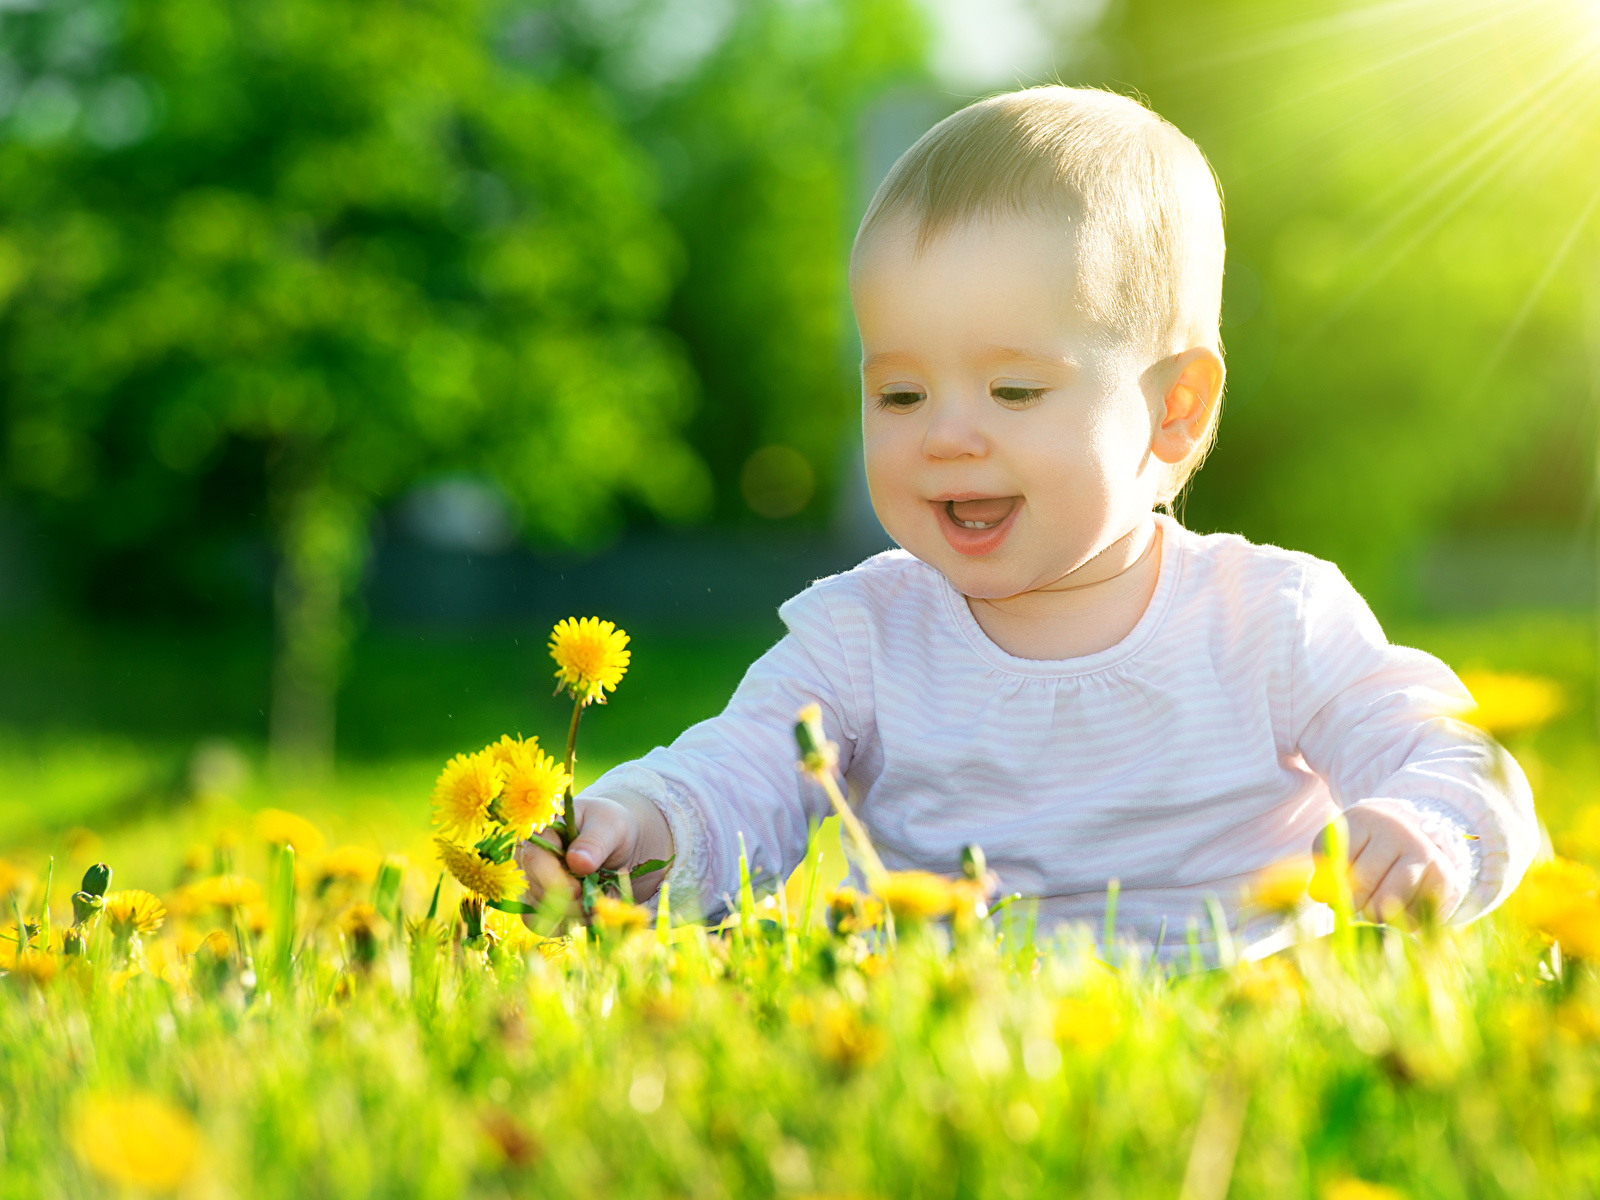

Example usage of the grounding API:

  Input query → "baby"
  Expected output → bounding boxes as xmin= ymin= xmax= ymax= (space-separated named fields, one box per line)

xmin=518 ymin=86 xmax=1538 ymax=959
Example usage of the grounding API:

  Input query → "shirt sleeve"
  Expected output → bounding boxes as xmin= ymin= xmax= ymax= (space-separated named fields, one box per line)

xmin=1289 ymin=557 xmax=1538 ymax=922
xmin=578 ymin=585 xmax=861 ymax=921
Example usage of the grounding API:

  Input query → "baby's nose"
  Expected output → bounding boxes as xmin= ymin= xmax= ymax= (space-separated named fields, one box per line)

xmin=921 ymin=404 xmax=988 ymax=459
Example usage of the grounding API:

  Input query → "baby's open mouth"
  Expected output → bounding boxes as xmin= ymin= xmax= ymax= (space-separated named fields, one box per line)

xmin=946 ymin=497 xmax=1018 ymax=530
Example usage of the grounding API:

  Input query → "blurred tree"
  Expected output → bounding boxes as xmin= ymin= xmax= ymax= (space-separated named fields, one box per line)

xmin=0 ymin=0 xmax=710 ymax=777
xmin=1054 ymin=0 xmax=1600 ymax=604
xmin=532 ymin=0 xmax=929 ymax=526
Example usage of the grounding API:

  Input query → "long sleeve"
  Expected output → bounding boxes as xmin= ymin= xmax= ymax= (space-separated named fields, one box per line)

xmin=580 ymin=586 xmax=862 ymax=920
xmin=1288 ymin=558 xmax=1538 ymax=921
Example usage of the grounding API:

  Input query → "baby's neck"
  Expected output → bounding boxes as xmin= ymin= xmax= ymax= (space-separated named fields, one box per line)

xmin=965 ymin=517 xmax=1163 ymax=661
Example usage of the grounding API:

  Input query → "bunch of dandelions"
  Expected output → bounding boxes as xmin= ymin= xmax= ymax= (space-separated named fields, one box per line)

xmin=427 ymin=617 xmax=663 ymax=938
xmin=431 ymin=733 xmax=572 ymax=947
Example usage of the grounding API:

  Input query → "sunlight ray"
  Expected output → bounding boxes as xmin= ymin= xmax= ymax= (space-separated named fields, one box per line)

xmin=1466 ymin=172 xmax=1600 ymax=398
xmin=1217 ymin=14 xmax=1582 ymax=189
xmin=1351 ymin=41 xmax=1595 ymax=237
xmin=1179 ymin=1 xmax=1579 ymax=191
xmin=1288 ymin=66 xmax=1596 ymax=351
xmin=1167 ymin=0 xmax=1517 ymax=76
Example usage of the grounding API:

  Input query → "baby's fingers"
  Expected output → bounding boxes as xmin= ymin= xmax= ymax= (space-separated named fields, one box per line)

xmin=1409 ymin=859 xmax=1463 ymax=923
xmin=1363 ymin=854 xmax=1429 ymax=922
xmin=565 ymin=801 xmax=638 ymax=878
xmin=514 ymin=838 xmax=581 ymax=904
xmin=1344 ymin=835 xmax=1400 ymax=915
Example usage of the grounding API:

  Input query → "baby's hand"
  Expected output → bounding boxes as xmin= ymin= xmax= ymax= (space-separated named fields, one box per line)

xmin=514 ymin=790 xmax=674 ymax=908
xmin=1313 ymin=806 xmax=1463 ymax=923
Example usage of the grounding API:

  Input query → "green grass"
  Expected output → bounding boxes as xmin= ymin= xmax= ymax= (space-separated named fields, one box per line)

xmin=1 ymin=835 xmax=1596 ymax=1199
xmin=2 ymin=608 xmax=1599 ymax=1198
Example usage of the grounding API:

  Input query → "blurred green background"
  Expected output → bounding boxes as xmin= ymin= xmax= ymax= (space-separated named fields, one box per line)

xmin=1 ymin=0 xmax=1599 ymax=871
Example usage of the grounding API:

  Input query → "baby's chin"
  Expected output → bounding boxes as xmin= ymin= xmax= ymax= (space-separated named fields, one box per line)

xmin=946 ymin=568 xmax=1042 ymax=602
xmin=905 ymin=538 xmax=1041 ymax=601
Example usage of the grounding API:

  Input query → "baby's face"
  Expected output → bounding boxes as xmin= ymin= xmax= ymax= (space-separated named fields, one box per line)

xmin=852 ymin=215 xmax=1165 ymax=600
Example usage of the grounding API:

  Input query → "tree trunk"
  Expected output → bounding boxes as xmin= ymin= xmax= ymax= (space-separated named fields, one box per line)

xmin=268 ymin=447 xmax=368 ymax=784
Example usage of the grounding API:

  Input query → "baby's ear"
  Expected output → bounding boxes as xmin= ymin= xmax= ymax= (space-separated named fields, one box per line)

xmin=1151 ymin=347 xmax=1224 ymax=465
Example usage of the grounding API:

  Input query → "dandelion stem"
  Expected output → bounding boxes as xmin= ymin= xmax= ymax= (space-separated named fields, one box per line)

xmin=799 ymin=823 xmax=823 ymax=938
xmin=813 ymin=774 xmax=896 ymax=949
xmin=561 ymin=693 xmax=584 ymax=846
xmin=39 ymin=856 xmax=53 ymax=949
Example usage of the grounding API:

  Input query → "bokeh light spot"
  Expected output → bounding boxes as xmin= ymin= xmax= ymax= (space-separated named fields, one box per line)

xmin=741 ymin=444 xmax=815 ymax=519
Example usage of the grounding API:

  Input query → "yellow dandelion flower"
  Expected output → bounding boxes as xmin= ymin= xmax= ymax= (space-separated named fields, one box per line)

xmin=245 ymin=901 xmax=270 ymax=935
xmin=549 ymin=616 xmax=631 ymax=704
xmin=253 ymin=808 xmax=326 ymax=857
xmin=814 ymin=1000 xmax=885 ymax=1068
xmin=495 ymin=739 xmax=570 ymax=835
xmin=181 ymin=874 xmax=263 ymax=912
xmin=197 ymin=930 xmax=233 ymax=960
xmin=102 ymin=890 xmax=166 ymax=939
xmin=319 ymin=845 xmax=383 ymax=885
xmin=1322 ymin=1180 xmax=1407 ymax=1200
xmin=1230 ymin=956 xmax=1304 ymax=1007
xmin=1456 ymin=671 xmax=1563 ymax=738
xmin=431 ymin=750 xmax=504 ymax=841
xmin=1556 ymin=999 xmax=1600 ymax=1043
xmin=68 ymin=1091 xmax=200 ymax=1191
xmin=108 ymin=966 xmax=145 ymax=994
xmin=1511 ymin=856 xmax=1600 ymax=959
xmin=1248 ymin=860 xmax=1312 ymax=914
xmin=176 ymin=927 xmax=206 ymax=957
xmin=827 ymin=886 xmax=884 ymax=934
xmin=486 ymin=732 xmax=538 ymax=768
xmin=143 ymin=938 xmax=176 ymax=976
xmin=338 ymin=903 xmax=388 ymax=940
xmin=533 ymin=934 xmax=571 ymax=964
xmin=592 ymin=894 xmax=650 ymax=932
xmin=0 ymin=856 xmax=34 ymax=900
xmin=1055 ymin=994 xmax=1122 ymax=1051
xmin=0 ymin=943 xmax=58 ymax=986
xmin=877 ymin=871 xmax=959 ymax=921
xmin=434 ymin=837 xmax=526 ymax=902
xmin=1555 ymin=805 xmax=1600 ymax=863
xmin=483 ymin=905 xmax=541 ymax=955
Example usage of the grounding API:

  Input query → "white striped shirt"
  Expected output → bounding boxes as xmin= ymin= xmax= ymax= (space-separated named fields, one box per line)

xmin=588 ymin=515 xmax=1537 ymax=958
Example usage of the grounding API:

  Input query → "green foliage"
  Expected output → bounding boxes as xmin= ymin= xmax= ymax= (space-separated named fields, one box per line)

xmin=558 ymin=0 xmax=930 ymax=525
xmin=1095 ymin=0 xmax=1600 ymax=601
xmin=0 ymin=0 xmax=708 ymax=595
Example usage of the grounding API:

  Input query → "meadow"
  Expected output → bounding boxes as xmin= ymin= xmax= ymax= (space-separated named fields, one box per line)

xmin=1 ymin=609 xmax=1598 ymax=1199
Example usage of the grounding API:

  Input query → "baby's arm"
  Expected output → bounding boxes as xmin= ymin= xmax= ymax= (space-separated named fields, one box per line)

xmin=1290 ymin=560 xmax=1538 ymax=923
xmin=519 ymin=594 xmax=860 ymax=919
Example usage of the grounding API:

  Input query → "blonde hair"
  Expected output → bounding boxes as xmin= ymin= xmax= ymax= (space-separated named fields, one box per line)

xmin=853 ymin=86 xmax=1226 ymax=503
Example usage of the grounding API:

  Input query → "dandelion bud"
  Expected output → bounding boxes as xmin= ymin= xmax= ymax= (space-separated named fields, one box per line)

xmin=80 ymin=863 xmax=112 ymax=898
xmin=793 ymin=704 xmax=838 ymax=778
xmin=961 ymin=844 xmax=987 ymax=881
xmin=460 ymin=894 xmax=487 ymax=949
xmin=339 ymin=904 xmax=388 ymax=968
xmin=71 ymin=890 xmax=103 ymax=926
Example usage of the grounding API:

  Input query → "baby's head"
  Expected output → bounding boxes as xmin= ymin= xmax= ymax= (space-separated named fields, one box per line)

xmin=850 ymin=86 xmax=1226 ymax=600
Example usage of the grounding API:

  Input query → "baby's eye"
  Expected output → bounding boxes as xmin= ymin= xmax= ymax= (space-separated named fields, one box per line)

xmin=992 ymin=384 xmax=1047 ymax=407
xmin=875 ymin=388 xmax=927 ymax=410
